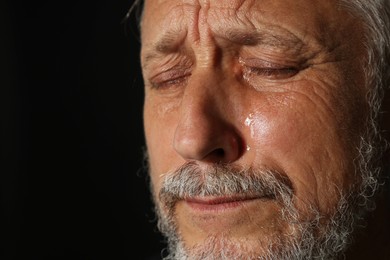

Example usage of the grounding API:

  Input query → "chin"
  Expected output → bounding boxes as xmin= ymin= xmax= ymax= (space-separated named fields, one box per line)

xmin=155 ymin=195 xmax=359 ymax=260
xmin=169 ymin=235 xmax=275 ymax=260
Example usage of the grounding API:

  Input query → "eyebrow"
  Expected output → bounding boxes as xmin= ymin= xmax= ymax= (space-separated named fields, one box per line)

xmin=155 ymin=29 xmax=186 ymax=53
xmin=220 ymin=28 xmax=305 ymax=50
xmin=142 ymin=29 xmax=187 ymax=69
xmin=142 ymin=27 xmax=306 ymax=69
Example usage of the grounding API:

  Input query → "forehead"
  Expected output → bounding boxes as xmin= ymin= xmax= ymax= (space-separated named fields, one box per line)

xmin=140 ymin=0 xmax=364 ymax=66
xmin=142 ymin=0 xmax=352 ymax=36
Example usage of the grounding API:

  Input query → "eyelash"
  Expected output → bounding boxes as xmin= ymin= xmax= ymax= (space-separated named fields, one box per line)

xmin=244 ymin=66 xmax=299 ymax=79
xmin=149 ymin=62 xmax=299 ymax=90
xmin=152 ymin=76 xmax=188 ymax=89
xmin=239 ymin=56 xmax=301 ymax=81
xmin=150 ymin=70 xmax=191 ymax=90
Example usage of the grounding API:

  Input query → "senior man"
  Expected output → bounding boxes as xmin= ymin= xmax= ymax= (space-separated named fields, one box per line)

xmin=132 ymin=0 xmax=390 ymax=259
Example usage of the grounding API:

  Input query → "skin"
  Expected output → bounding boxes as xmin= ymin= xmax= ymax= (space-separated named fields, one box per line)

xmin=141 ymin=0 xmax=372 ymax=255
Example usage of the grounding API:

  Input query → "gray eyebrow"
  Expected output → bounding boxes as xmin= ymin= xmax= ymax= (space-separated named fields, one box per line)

xmin=142 ymin=29 xmax=187 ymax=69
xmin=142 ymin=27 xmax=306 ymax=70
xmin=220 ymin=29 xmax=305 ymax=50
xmin=155 ymin=29 xmax=186 ymax=53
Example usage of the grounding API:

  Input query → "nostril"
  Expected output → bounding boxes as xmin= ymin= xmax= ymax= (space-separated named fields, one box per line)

xmin=202 ymin=148 xmax=226 ymax=162
xmin=214 ymin=148 xmax=225 ymax=158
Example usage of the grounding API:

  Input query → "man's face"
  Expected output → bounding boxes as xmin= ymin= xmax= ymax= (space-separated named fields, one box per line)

xmin=141 ymin=0 xmax=370 ymax=258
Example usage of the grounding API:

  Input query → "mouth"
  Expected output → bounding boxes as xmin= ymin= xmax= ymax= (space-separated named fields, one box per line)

xmin=175 ymin=194 xmax=279 ymax=233
xmin=184 ymin=194 xmax=275 ymax=212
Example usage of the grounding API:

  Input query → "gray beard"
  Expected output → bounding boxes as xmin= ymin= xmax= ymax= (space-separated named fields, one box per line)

xmin=147 ymin=137 xmax=382 ymax=260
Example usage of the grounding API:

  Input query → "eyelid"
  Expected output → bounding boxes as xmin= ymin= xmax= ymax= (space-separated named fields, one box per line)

xmin=239 ymin=57 xmax=297 ymax=69
xmin=149 ymin=68 xmax=191 ymax=89
xmin=246 ymin=67 xmax=298 ymax=78
xmin=145 ymin=54 xmax=193 ymax=87
xmin=239 ymin=57 xmax=301 ymax=82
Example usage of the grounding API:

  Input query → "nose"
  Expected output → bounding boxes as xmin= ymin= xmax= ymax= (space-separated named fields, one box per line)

xmin=173 ymin=72 xmax=243 ymax=164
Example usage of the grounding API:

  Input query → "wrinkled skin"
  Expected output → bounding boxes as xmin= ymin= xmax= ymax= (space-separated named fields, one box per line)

xmin=141 ymin=0 xmax=372 ymax=257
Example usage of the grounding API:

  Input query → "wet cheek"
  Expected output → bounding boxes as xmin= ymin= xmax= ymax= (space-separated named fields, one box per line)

xmin=247 ymin=111 xmax=324 ymax=205
xmin=249 ymin=109 xmax=348 ymax=214
xmin=247 ymin=112 xmax=301 ymax=151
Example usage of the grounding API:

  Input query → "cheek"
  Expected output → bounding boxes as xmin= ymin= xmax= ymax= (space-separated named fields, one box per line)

xmin=245 ymin=94 xmax=313 ymax=155
xmin=247 ymin=95 xmax=354 ymax=214
xmin=143 ymin=100 xmax=181 ymax=192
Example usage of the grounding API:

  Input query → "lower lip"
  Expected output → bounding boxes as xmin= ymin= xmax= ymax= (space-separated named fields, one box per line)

xmin=185 ymin=197 xmax=261 ymax=212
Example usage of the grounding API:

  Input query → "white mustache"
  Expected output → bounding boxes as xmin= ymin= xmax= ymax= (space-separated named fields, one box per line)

xmin=159 ymin=161 xmax=294 ymax=210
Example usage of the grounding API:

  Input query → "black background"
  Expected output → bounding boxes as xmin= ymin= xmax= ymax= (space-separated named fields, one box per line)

xmin=1 ymin=0 xmax=165 ymax=259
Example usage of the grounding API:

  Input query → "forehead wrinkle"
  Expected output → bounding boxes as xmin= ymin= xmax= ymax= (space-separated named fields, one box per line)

xmin=208 ymin=0 xmax=255 ymax=10
xmin=142 ymin=2 xmax=194 ymax=70
xmin=206 ymin=6 xmax=307 ymax=51
xmin=142 ymin=28 xmax=187 ymax=70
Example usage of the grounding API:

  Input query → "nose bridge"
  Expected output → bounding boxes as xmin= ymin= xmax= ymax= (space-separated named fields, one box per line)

xmin=173 ymin=68 xmax=243 ymax=163
xmin=182 ymin=69 xmax=224 ymax=124
xmin=180 ymin=65 xmax=233 ymax=137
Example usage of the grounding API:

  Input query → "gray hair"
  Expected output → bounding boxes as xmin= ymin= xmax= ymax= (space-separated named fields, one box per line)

xmin=341 ymin=0 xmax=390 ymax=139
xmin=125 ymin=0 xmax=144 ymax=32
xmin=338 ymin=0 xmax=390 ymax=206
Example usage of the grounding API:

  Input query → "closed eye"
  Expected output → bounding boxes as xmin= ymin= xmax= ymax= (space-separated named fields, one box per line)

xmin=244 ymin=66 xmax=299 ymax=80
xmin=151 ymin=75 xmax=189 ymax=89
xmin=149 ymin=69 xmax=191 ymax=90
